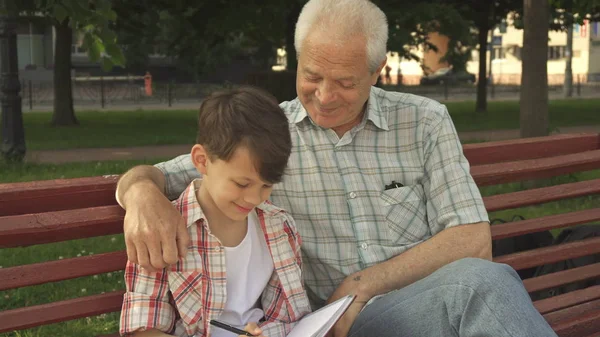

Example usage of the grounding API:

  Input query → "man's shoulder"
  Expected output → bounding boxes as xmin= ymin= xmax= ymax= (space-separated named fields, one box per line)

xmin=371 ymin=87 xmax=449 ymax=125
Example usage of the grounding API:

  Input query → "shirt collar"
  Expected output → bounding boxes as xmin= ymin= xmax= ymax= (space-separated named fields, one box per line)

xmin=174 ymin=179 xmax=287 ymax=228
xmin=288 ymin=87 xmax=389 ymax=131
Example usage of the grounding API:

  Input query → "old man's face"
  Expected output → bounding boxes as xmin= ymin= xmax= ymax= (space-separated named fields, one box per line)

xmin=296 ymin=32 xmax=383 ymax=137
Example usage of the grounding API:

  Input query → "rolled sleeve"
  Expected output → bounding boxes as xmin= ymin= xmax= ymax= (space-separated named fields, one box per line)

xmin=119 ymin=262 xmax=176 ymax=336
xmin=422 ymin=106 xmax=489 ymax=235
xmin=154 ymin=154 xmax=200 ymax=200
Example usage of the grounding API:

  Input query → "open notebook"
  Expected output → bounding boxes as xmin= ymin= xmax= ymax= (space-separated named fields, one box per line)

xmin=286 ymin=295 xmax=356 ymax=337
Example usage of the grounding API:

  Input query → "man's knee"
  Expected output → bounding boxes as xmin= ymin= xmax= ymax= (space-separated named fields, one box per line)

xmin=441 ymin=257 xmax=523 ymax=291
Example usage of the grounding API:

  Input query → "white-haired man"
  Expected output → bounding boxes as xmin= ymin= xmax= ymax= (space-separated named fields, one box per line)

xmin=116 ymin=0 xmax=557 ymax=336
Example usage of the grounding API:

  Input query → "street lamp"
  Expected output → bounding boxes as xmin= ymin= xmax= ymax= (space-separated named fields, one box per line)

xmin=0 ymin=0 xmax=25 ymax=162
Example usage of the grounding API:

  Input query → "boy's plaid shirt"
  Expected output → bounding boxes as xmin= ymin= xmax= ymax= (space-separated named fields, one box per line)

xmin=120 ymin=180 xmax=312 ymax=337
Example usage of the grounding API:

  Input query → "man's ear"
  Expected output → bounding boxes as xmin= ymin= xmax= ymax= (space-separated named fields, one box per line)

xmin=191 ymin=144 xmax=210 ymax=175
xmin=370 ymin=58 xmax=388 ymax=85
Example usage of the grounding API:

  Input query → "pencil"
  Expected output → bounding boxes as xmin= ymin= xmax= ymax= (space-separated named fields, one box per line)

xmin=210 ymin=319 xmax=253 ymax=336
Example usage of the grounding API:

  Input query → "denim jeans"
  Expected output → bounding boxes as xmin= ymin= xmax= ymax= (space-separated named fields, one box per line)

xmin=348 ymin=258 xmax=557 ymax=337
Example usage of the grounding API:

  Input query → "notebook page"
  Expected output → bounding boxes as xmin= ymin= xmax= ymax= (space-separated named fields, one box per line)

xmin=286 ymin=295 xmax=354 ymax=337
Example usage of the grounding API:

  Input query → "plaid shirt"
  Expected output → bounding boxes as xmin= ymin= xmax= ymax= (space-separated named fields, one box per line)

xmin=155 ymin=87 xmax=489 ymax=308
xmin=120 ymin=180 xmax=311 ymax=337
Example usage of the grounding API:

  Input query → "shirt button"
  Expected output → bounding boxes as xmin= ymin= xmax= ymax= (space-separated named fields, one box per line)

xmin=349 ymin=192 xmax=357 ymax=199
xmin=360 ymin=242 xmax=368 ymax=250
xmin=215 ymin=246 xmax=221 ymax=252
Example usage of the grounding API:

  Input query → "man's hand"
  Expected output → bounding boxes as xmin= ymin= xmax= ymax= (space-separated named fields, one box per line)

xmin=120 ymin=174 xmax=190 ymax=271
xmin=325 ymin=273 xmax=370 ymax=337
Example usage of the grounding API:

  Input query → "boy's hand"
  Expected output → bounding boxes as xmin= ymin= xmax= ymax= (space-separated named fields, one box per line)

xmin=242 ymin=322 xmax=266 ymax=337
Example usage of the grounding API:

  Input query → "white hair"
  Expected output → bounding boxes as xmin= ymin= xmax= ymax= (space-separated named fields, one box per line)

xmin=294 ymin=0 xmax=388 ymax=72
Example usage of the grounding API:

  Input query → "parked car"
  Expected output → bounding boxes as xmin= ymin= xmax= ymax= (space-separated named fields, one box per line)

xmin=419 ymin=67 xmax=476 ymax=85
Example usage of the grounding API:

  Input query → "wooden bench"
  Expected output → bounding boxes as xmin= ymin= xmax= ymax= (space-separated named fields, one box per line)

xmin=1 ymin=133 xmax=600 ymax=337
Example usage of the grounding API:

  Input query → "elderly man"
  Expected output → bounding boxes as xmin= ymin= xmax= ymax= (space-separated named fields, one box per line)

xmin=116 ymin=0 xmax=557 ymax=336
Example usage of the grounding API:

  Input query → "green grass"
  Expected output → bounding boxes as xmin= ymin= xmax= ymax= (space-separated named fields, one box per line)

xmin=4 ymin=98 xmax=599 ymax=151
xmin=0 ymin=158 xmax=171 ymax=184
xmin=1 ymin=163 xmax=600 ymax=336
xmin=446 ymin=98 xmax=600 ymax=132
xmin=17 ymin=109 xmax=197 ymax=151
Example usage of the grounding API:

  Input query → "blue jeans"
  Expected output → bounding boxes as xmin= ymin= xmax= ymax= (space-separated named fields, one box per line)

xmin=348 ymin=258 xmax=557 ymax=337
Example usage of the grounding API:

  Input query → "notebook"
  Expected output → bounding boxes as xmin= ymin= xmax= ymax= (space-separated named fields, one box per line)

xmin=286 ymin=294 xmax=356 ymax=337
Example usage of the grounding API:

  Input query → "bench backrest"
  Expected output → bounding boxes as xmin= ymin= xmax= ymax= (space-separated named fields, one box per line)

xmin=1 ymin=133 xmax=600 ymax=336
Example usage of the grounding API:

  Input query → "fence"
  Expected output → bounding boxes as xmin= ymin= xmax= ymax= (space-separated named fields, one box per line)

xmin=17 ymin=78 xmax=600 ymax=111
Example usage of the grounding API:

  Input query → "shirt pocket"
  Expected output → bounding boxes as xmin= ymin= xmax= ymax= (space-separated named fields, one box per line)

xmin=168 ymin=271 xmax=204 ymax=329
xmin=380 ymin=184 xmax=430 ymax=245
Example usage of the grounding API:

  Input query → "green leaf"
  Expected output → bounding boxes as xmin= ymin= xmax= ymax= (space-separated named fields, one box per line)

xmin=87 ymin=37 xmax=104 ymax=61
xmin=53 ymin=4 xmax=68 ymax=23
xmin=105 ymin=43 xmax=125 ymax=66
xmin=101 ymin=57 xmax=114 ymax=71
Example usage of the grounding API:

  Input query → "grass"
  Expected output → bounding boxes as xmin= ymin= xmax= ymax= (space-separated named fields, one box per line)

xmin=447 ymin=98 xmax=600 ymax=132
xmin=1 ymin=162 xmax=600 ymax=336
xmin=16 ymin=109 xmax=197 ymax=151
xmin=4 ymin=98 xmax=599 ymax=151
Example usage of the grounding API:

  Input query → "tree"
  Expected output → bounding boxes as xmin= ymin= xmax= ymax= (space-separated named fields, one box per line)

xmin=7 ymin=0 xmax=124 ymax=126
xmin=520 ymin=0 xmax=549 ymax=138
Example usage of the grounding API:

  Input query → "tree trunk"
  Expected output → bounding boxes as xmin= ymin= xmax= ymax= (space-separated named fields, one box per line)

xmin=285 ymin=2 xmax=302 ymax=71
xmin=564 ymin=20 xmax=574 ymax=98
xmin=520 ymin=0 xmax=549 ymax=138
xmin=51 ymin=18 xmax=77 ymax=126
xmin=476 ymin=21 xmax=489 ymax=113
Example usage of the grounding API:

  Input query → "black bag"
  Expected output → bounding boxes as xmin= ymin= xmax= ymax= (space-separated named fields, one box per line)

xmin=491 ymin=215 xmax=554 ymax=280
xmin=529 ymin=224 xmax=600 ymax=301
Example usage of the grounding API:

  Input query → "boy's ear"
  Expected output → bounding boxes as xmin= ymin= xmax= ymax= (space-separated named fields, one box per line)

xmin=191 ymin=144 xmax=209 ymax=175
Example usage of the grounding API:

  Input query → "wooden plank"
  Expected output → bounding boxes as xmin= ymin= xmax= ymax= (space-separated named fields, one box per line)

xmin=471 ymin=150 xmax=600 ymax=186
xmin=534 ymin=285 xmax=600 ymax=314
xmin=463 ymin=133 xmax=600 ymax=166
xmin=0 ymin=205 xmax=124 ymax=248
xmin=0 ymin=176 xmax=119 ymax=216
xmin=544 ymin=298 xmax=600 ymax=326
xmin=0 ymin=251 xmax=127 ymax=291
xmin=491 ymin=208 xmax=600 ymax=240
xmin=493 ymin=237 xmax=600 ymax=271
xmin=0 ymin=290 xmax=124 ymax=333
xmin=551 ymin=309 xmax=600 ymax=337
xmin=523 ymin=263 xmax=600 ymax=293
xmin=484 ymin=179 xmax=600 ymax=212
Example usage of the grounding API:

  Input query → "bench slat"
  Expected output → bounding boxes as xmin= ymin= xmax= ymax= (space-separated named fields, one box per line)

xmin=484 ymin=178 xmax=600 ymax=212
xmin=490 ymin=208 xmax=600 ymax=240
xmin=0 ymin=251 xmax=127 ymax=291
xmin=534 ymin=285 xmax=600 ymax=314
xmin=523 ymin=263 xmax=600 ymax=293
xmin=0 ymin=205 xmax=124 ymax=248
xmin=493 ymin=237 xmax=600 ymax=271
xmin=471 ymin=149 xmax=600 ymax=186
xmin=0 ymin=176 xmax=119 ymax=216
xmin=551 ymin=309 xmax=600 ymax=337
xmin=0 ymin=290 xmax=124 ymax=333
xmin=544 ymin=298 xmax=600 ymax=325
xmin=463 ymin=134 xmax=600 ymax=166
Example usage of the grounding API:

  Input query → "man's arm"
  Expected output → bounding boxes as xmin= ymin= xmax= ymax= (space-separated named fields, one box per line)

xmin=328 ymin=222 xmax=491 ymax=337
xmin=328 ymin=104 xmax=491 ymax=337
xmin=116 ymin=165 xmax=190 ymax=271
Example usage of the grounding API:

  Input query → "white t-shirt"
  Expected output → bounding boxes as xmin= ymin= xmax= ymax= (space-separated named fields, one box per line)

xmin=211 ymin=212 xmax=274 ymax=337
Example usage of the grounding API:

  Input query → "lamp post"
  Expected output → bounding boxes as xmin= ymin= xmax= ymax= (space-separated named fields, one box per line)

xmin=0 ymin=0 xmax=25 ymax=162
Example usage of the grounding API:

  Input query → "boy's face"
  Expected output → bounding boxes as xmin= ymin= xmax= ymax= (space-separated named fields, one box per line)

xmin=191 ymin=145 xmax=274 ymax=223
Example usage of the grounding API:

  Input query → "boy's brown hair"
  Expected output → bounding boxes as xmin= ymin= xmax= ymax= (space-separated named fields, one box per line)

xmin=196 ymin=86 xmax=291 ymax=184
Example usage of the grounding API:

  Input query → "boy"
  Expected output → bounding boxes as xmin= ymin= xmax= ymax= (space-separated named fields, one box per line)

xmin=120 ymin=86 xmax=312 ymax=337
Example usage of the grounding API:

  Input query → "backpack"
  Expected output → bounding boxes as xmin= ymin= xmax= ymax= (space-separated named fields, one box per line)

xmin=529 ymin=224 xmax=600 ymax=301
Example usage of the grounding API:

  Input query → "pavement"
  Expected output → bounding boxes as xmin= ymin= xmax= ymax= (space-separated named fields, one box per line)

xmin=24 ymin=125 xmax=600 ymax=164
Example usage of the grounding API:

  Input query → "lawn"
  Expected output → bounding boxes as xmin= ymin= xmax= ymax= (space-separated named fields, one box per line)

xmin=1 ymin=162 xmax=599 ymax=337
xmin=6 ymin=98 xmax=600 ymax=151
